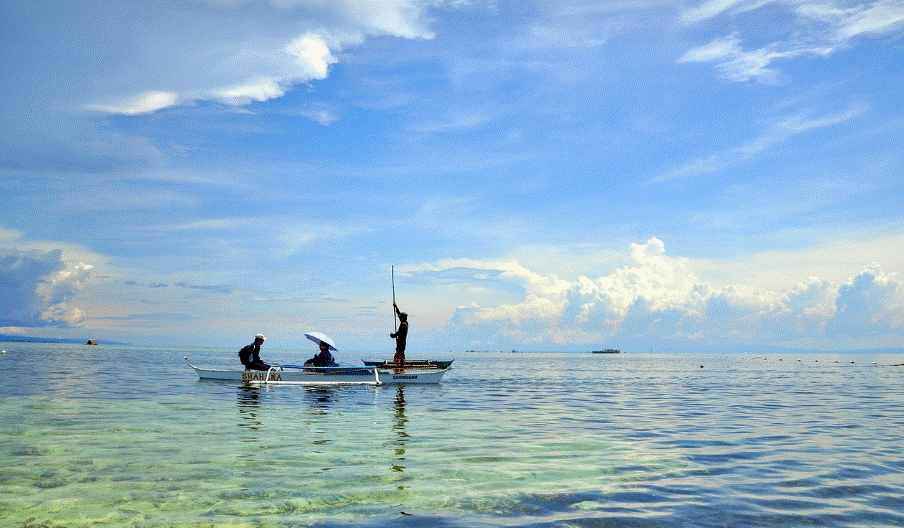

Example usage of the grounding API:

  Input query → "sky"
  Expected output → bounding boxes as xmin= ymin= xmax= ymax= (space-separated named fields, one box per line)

xmin=1 ymin=0 xmax=903 ymax=353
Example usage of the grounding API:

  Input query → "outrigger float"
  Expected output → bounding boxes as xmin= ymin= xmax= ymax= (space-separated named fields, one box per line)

xmin=186 ymin=360 xmax=448 ymax=386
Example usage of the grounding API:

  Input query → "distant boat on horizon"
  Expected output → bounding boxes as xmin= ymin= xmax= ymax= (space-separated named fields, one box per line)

xmin=591 ymin=348 xmax=620 ymax=354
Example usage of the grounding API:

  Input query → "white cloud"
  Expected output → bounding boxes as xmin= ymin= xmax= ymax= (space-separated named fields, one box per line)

xmin=804 ymin=0 xmax=904 ymax=39
xmin=681 ymin=0 xmax=752 ymax=24
xmin=286 ymin=34 xmax=338 ymax=79
xmin=210 ymin=78 xmax=288 ymax=106
xmin=3 ymin=230 xmax=901 ymax=349
xmin=82 ymin=2 xmax=435 ymax=115
xmin=680 ymin=0 xmax=904 ymax=82
xmin=695 ymin=230 xmax=904 ymax=291
xmin=654 ymin=105 xmax=865 ymax=181
xmin=0 ymin=248 xmax=92 ymax=328
xmin=298 ymin=103 xmax=341 ymax=125
xmin=827 ymin=263 xmax=904 ymax=337
xmin=679 ymin=33 xmax=796 ymax=83
xmin=87 ymin=91 xmax=183 ymax=116
xmin=679 ymin=33 xmax=744 ymax=62
xmin=0 ymin=227 xmax=25 ymax=242
xmin=420 ymin=238 xmax=904 ymax=349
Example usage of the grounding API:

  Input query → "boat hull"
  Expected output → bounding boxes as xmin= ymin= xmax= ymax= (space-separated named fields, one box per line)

xmin=188 ymin=364 xmax=446 ymax=384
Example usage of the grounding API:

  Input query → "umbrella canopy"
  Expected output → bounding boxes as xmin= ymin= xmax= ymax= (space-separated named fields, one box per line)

xmin=304 ymin=332 xmax=337 ymax=351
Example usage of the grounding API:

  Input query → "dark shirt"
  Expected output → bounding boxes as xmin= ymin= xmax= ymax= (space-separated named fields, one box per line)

xmin=239 ymin=342 xmax=262 ymax=366
xmin=305 ymin=350 xmax=335 ymax=367
xmin=391 ymin=320 xmax=408 ymax=352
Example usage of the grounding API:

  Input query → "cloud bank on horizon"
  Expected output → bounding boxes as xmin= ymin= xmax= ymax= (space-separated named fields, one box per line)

xmin=441 ymin=239 xmax=904 ymax=350
xmin=3 ymin=236 xmax=902 ymax=351
xmin=1 ymin=0 xmax=902 ymax=350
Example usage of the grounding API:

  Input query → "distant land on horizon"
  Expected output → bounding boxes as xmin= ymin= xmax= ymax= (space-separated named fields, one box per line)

xmin=0 ymin=335 xmax=130 ymax=346
xmin=1 ymin=335 xmax=901 ymax=355
xmin=474 ymin=344 xmax=904 ymax=355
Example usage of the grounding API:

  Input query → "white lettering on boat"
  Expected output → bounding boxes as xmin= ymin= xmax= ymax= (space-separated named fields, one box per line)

xmin=242 ymin=372 xmax=282 ymax=381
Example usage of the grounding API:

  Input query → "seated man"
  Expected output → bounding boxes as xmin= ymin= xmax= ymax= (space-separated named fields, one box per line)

xmin=304 ymin=341 xmax=336 ymax=367
xmin=238 ymin=333 xmax=271 ymax=371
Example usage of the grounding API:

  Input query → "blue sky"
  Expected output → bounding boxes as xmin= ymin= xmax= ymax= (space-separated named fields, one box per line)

xmin=1 ymin=0 xmax=903 ymax=352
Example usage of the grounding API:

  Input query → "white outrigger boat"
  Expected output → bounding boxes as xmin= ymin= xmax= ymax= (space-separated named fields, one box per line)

xmin=186 ymin=361 xmax=448 ymax=386
xmin=189 ymin=331 xmax=448 ymax=386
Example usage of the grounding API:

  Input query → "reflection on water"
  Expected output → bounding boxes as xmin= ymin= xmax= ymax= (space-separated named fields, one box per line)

xmin=306 ymin=387 xmax=338 ymax=448
xmin=235 ymin=385 xmax=263 ymax=462
xmin=391 ymin=385 xmax=408 ymax=475
xmin=235 ymin=385 xmax=262 ymax=431
xmin=236 ymin=385 xmax=260 ymax=407
xmin=304 ymin=386 xmax=335 ymax=411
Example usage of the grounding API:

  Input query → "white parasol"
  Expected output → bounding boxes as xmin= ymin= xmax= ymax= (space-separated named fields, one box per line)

xmin=304 ymin=332 xmax=337 ymax=351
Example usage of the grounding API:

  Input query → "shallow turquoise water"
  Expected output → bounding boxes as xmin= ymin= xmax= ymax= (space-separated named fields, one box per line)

xmin=2 ymin=343 xmax=903 ymax=527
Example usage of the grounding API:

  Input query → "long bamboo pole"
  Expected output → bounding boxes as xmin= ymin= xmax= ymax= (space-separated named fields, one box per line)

xmin=392 ymin=265 xmax=397 ymax=333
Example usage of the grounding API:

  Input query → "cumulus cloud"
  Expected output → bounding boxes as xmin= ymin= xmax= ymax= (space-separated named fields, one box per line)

xmin=423 ymin=238 xmax=904 ymax=349
xmin=827 ymin=263 xmax=904 ymax=337
xmin=679 ymin=0 xmax=904 ymax=82
xmin=0 ymin=248 xmax=92 ymax=328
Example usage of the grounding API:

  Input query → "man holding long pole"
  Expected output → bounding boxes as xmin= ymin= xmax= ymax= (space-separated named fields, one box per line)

xmin=390 ymin=267 xmax=408 ymax=367
xmin=390 ymin=302 xmax=408 ymax=366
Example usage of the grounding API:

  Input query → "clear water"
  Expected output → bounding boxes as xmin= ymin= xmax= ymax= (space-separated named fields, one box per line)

xmin=2 ymin=343 xmax=903 ymax=527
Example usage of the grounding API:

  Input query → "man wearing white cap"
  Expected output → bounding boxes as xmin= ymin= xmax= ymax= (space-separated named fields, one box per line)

xmin=238 ymin=333 xmax=270 ymax=371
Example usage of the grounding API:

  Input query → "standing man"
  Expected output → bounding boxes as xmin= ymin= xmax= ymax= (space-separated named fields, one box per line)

xmin=390 ymin=302 xmax=408 ymax=366
xmin=239 ymin=333 xmax=270 ymax=371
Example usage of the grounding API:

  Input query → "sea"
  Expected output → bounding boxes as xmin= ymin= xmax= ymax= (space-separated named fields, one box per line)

xmin=2 ymin=342 xmax=903 ymax=528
